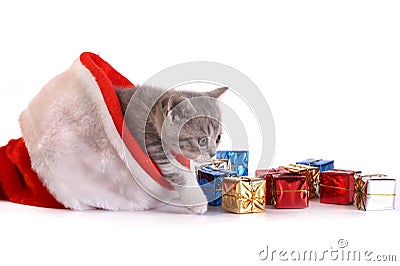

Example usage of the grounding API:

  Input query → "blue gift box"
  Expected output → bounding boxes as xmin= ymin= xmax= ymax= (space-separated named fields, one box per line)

xmin=296 ymin=158 xmax=334 ymax=172
xmin=197 ymin=166 xmax=237 ymax=206
xmin=216 ymin=150 xmax=249 ymax=176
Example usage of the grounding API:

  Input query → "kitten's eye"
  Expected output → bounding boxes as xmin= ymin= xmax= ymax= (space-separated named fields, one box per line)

xmin=198 ymin=137 xmax=207 ymax=147
xmin=216 ymin=134 xmax=221 ymax=144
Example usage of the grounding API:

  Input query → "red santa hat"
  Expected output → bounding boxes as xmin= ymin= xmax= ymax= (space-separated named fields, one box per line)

xmin=0 ymin=52 xmax=186 ymax=210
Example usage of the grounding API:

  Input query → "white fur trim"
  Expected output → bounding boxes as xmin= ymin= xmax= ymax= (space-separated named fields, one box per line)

xmin=19 ymin=59 xmax=178 ymax=210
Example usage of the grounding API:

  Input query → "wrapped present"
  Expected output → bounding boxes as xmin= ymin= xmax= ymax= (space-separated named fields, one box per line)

xmin=255 ymin=168 xmax=290 ymax=205
xmin=281 ymin=164 xmax=320 ymax=198
xmin=194 ymin=159 xmax=230 ymax=173
xmin=272 ymin=173 xmax=309 ymax=209
xmin=216 ymin=150 xmax=249 ymax=176
xmin=197 ymin=166 xmax=237 ymax=206
xmin=355 ymin=174 xmax=396 ymax=211
xmin=296 ymin=158 xmax=334 ymax=172
xmin=320 ymin=169 xmax=361 ymax=205
xmin=222 ymin=176 xmax=266 ymax=213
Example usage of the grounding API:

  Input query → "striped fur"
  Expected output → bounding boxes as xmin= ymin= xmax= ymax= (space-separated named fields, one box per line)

xmin=116 ymin=85 xmax=227 ymax=213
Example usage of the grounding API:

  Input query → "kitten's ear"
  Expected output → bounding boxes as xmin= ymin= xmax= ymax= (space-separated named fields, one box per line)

xmin=162 ymin=95 xmax=195 ymax=120
xmin=167 ymin=95 xmax=187 ymax=114
xmin=207 ymin=87 xmax=228 ymax=98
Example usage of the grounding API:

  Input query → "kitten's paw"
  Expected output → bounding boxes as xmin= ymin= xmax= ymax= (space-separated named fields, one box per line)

xmin=179 ymin=187 xmax=208 ymax=214
xmin=187 ymin=203 xmax=208 ymax=215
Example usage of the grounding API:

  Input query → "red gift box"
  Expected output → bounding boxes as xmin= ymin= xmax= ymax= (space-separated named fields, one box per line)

xmin=320 ymin=169 xmax=361 ymax=205
xmin=273 ymin=173 xmax=309 ymax=209
xmin=256 ymin=168 xmax=290 ymax=205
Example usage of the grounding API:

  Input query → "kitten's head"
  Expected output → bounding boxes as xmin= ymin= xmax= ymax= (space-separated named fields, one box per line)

xmin=158 ymin=87 xmax=228 ymax=163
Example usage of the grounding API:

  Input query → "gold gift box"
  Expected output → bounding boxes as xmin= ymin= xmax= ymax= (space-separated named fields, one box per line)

xmin=281 ymin=164 xmax=320 ymax=198
xmin=222 ymin=176 xmax=266 ymax=214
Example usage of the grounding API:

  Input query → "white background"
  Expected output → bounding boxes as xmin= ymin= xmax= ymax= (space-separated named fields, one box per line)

xmin=0 ymin=1 xmax=399 ymax=266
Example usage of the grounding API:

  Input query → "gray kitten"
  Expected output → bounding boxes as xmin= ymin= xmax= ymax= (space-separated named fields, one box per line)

xmin=115 ymin=85 xmax=227 ymax=214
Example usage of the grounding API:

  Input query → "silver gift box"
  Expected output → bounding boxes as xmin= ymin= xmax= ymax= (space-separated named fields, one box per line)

xmin=356 ymin=174 xmax=396 ymax=211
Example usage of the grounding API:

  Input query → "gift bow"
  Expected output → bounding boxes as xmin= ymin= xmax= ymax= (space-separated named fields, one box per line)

xmin=201 ymin=159 xmax=230 ymax=170
xmin=306 ymin=159 xmax=323 ymax=166
xmin=354 ymin=177 xmax=366 ymax=210
xmin=239 ymin=179 xmax=265 ymax=211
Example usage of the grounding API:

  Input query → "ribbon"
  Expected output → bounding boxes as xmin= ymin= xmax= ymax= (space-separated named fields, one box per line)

xmin=281 ymin=164 xmax=317 ymax=172
xmin=354 ymin=177 xmax=366 ymax=210
xmin=223 ymin=193 xmax=265 ymax=210
xmin=320 ymin=184 xmax=352 ymax=191
xmin=359 ymin=174 xmax=388 ymax=179
xmin=367 ymin=193 xmax=396 ymax=196
xmin=271 ymin=185 xmax=309 ymax=206
xmin=197 ymin=159 xmax=230 ymax=172
xmin=211 ymin=159 xmax=230 ymax=169
xmin=275 ymin=189 xmax=309 ymax=193
xmin=201 ymin=186 xmax=222 ymax=192
xmin=307 ymin=159 xmax=323 ymax=166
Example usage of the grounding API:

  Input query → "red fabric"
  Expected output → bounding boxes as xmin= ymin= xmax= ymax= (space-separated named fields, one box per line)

xmin=0 ymin=138 xmax=64 ymax=208
xmin=0 ymin=52 xmax=182 ymax=209
xmin=79 ymin=52 xmax=173 ymax=190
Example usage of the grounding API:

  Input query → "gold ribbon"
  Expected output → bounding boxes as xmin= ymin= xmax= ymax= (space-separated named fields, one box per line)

xmin=354 ymin=177 xmax=366 ymax=210
xmin=366 ymin=193 xmax=395 ymax=196
xmin=197 ymin=159 xmax=231 ymax=173
xmin=201 ymin=187 xmax=222 ymax=192
xmin=211 ymin=159 xmax=230 ymax=169
xmin=320 ymin=184 xmax=352 ymax=191
xmin=359 ymin=174 xmax=388 ymax=179
xmin=223 ymin=193 xmax=265 ymax=210
xmin=275 ymin=189 xmax=309 ymax=193
xmin=307 ymin=159 xmax=323 ymax=166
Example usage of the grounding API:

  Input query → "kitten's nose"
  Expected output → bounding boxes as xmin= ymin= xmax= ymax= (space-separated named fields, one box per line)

xmin=209 ymin=151 xmax=216 ymax=158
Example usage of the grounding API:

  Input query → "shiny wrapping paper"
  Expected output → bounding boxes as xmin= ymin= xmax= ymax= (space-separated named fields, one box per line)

xmin=320 ymin=169 xmax=361 ymax=205
xmin=296 ymin=158 xmax=334 ymax=172
xmin=222 ymin=177 xmax=266 ymax=213
xmin=281 ymin=164 xmax=320 ymax=198
xmin=197 ymin=166 xmax=237 ymax=206
xmin=194 ymin=159 xmax=230 ymax=173
xmin=273 ymin=173 xmax=309 ymax=209
xmin=216 ymin=150 xmax=249 ymax=176
xmin=355 ymin=174 xmax=396 ymax=211
xmin=255 ymin=168 xmax=290 ymax=205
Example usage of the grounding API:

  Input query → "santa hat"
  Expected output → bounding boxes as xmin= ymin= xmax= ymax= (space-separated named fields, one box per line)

xmin=0 ymin=52 xmax=185 ymax=210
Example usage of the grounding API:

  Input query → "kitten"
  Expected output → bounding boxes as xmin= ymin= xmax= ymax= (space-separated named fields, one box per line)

xmin=115 ymin=85 xmax=228 ymax=214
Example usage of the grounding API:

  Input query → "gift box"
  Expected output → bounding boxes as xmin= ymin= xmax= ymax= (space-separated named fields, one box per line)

xmin=320 ymin=169 xmax=361 ymax=205
xmin=216 ymin=150 xmax=249 ymax=176
xmin=255 ymin=168 xmax=290 ymax=205
xmin=222 ymin=176 xmax=266 ymax=213
xmin=296 ymin=158 xmax=334 ymax=172
xmin=197 ymin=166 xmax=237 ymax=206
xmin=281 ymin=164 xmax=320 ymax=198
xmin=272 ymin=173 xmax=309 ymax=209
xmin=355 ymin=174 xmax=396 ymax=211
